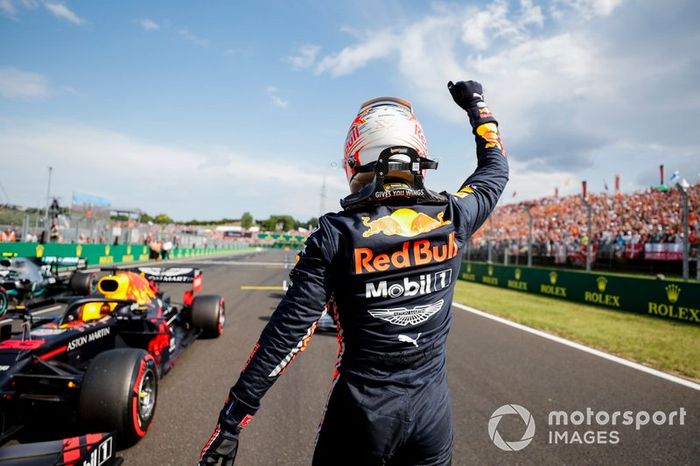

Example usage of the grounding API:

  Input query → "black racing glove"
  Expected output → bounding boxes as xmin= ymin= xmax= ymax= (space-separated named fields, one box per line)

xmin=198 ymin=393 xmax=258 ymax=465
xmin=198 ymin=427 xmax=239 ymax=466
xmin=447 ymin=80 xmax=497 ymax=130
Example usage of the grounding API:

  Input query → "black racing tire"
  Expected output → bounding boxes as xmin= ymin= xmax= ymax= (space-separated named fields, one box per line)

xmin=0 ymin=288 xmax=7 ymax=318
xmin=79 ymin=348 xmax=158 ymax=447
xmin=191 ymin=294 xmax=225 ymax=338
xmin=70 ymin=271 xmax=97 ymax=295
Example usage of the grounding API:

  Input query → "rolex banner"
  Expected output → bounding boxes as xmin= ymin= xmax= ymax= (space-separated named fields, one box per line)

xmin=460 ymin=262 xmax=700 ymax=325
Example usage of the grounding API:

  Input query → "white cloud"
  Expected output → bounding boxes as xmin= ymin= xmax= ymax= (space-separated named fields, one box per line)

xmin=0 ymin=67 xmax=50 ymax=99
xmin=551 ymin=0 xmax=625 ymax=19
xmin=0 ymin=120 xmax=345 ymax=218
xmin=461 ymin=0 xmax=544 ymax=50
xmin=315 ymin=31 xmax=397 ymax=76
xmin=266 ymin=86 xmax=288 ymax=109
xmin=139 ymin=18 xmax=159 ymax=31
xmin=178 ymin=28 xmax=208 ymax=46
xmin=311 ymin=2 xmax=622 ymax=139
xmin=44 ymin=2 xmax=84 ymax=25
xmin=285 ymin=44 xmax=321 ymax=69
xmin=0 ymin=0 xmax=16 ymax=16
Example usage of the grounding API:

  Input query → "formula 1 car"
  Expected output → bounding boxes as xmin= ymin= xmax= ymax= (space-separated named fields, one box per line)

xmin=0 ymin=256 xmax=96 ymax=318
xmin=0 ymin=266 xmax=225 ymax=450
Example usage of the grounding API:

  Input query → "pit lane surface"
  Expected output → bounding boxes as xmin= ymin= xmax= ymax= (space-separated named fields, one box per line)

xmin=104 ymin=250 xmax=697 ymax=465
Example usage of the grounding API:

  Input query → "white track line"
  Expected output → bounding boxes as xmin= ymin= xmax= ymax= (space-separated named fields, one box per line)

xmin=452 ymin=302 xmax=700 ymax=392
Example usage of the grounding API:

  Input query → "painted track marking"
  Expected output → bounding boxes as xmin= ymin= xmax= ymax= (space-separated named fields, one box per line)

xmin=240 ymin=285 xmax=285 ymax=291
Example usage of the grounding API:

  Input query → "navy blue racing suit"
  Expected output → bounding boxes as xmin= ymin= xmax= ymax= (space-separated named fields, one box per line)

xmin=230 ymin=120 xmax=508 ymax=465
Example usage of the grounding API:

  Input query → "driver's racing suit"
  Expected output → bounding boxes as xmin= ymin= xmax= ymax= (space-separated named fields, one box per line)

xmin=225 ymin=117 xmax=508 ymax=464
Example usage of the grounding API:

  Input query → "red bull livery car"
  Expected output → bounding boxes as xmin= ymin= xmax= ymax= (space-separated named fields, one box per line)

xmin=0 ymin=266 xmax=225 ymax=452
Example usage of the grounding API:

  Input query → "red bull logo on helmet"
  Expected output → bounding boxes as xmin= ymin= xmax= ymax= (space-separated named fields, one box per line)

xmin=354 ymin=232 xmax=459 ymax=274
xmin=362 ymin=208 xmax=451 ymax=238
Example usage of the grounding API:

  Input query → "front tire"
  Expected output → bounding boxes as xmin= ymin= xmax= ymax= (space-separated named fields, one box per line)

xmin=79 ymin=349 xmax=158 ymax=447
xmin=191 ymin=295 xmax=225 ymax=338
xmin=0 ymin=288 xmax=7 ymax=318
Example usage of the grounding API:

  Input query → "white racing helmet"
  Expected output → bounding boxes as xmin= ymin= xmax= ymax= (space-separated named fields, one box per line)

xmin=344 ymin=97 xmax=429 ymax=193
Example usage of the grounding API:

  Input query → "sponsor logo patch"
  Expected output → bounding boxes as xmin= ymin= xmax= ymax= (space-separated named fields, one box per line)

xmin=368 ymin=299 xmax=444 ymax=326
xmin=354 ymin=232 xmax=459 ymax=274
xmin=366 ymin=269 xmax=452 ymax=298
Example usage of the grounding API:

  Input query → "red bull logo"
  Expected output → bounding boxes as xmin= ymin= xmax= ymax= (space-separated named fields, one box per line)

xmin=362 ymin=208 xmax=451 ymax=238
xmin=354 ymin=232 xmax=459 ymax=274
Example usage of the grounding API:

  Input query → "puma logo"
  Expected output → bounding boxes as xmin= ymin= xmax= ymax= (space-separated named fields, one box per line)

xmin=398 ymin=333 xmax=422 ymax=347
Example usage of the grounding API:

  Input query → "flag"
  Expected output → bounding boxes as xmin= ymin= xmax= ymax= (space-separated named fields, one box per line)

xmin=582 ymin=180 xmax=587 ymax=198
xmin=512 ymin=191 xmax=517 ymax=198
xmin=603 ymin=179 xmax=609 ymax=191
xmin=555 ymin=187 xmax=559 ymax=198
xmin=670 ymin=170 xmax=680 ymax=185
xmin=671 ymin=171 xmax=690 ymax=189
xmin=614 ymin=175 xmax=620 ymax=193
xmin=660 ymin=165 xmax=665 ymax=185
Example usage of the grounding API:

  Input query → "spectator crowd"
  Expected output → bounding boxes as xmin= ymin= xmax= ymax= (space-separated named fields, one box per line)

xmin=471 ymin=184 xmax=700 ymax=262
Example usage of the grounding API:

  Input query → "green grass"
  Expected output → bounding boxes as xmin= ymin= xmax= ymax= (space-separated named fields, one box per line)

xmin=453 ymin=281 xmax=700 ymax=381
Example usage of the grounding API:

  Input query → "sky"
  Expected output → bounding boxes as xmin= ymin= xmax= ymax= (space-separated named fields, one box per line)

xmin=0 ymin=0 xmax=698 ymax=221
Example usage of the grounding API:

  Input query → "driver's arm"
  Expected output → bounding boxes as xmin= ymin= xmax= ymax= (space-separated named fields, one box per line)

xmin=448 ymin=80 xmax=509 ymax=236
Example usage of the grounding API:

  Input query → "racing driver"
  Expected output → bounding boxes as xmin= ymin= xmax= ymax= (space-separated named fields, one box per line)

xmin=199 ymin=80 xmax=509 ymax=465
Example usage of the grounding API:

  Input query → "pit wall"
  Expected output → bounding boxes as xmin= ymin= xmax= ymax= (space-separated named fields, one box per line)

xmin=459 ymin=261 xmax=700 ymax=325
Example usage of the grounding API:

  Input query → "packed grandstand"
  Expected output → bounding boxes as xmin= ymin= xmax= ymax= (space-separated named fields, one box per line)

xmin=467 ymin=184 xmax=699 ymax=269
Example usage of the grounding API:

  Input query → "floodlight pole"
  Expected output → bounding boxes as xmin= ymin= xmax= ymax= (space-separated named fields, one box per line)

xmin=525 ymin=205 xmax=534 ymax=267
xmin=487 ymin=215 xmax=494 ymax=263
xmin=44 ymin=166 xmax=53 ymax=239
xmin=678 ymin=185 xmax=689 ymax=281
xmin=581 ymin=181 xmax=593 ymax=272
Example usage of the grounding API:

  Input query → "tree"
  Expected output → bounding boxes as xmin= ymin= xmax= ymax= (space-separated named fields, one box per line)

xmin=139 ymin=213 xmax=154 ymax=223
xmin=241 ymin=211 xmax=254 ymax=230
xmin=154 ymin=213 xmax=174 ymax=224
xmin=260 ymin=215 xmax=298 ymax=232
xmin=306 ymin=217 xmax=319 ymax=229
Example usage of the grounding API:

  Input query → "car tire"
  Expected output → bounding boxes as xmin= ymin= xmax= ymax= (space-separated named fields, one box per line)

xmin=70 ymin=271 xmax=97 ymax=295
xmin=79 ymin=348 xmax=158 ymax=447
xmin=191 ymin=295 xmax=225 ymax=338
xmin=0 ymin=287 xmax=7 ymax=318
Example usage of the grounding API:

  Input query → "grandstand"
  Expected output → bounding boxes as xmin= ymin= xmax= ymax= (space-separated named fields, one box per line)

xmin=469 ymin=183 xmax=699 ymax=277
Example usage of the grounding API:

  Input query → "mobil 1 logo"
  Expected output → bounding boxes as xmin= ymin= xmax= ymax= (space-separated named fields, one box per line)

xmin=366 ymin=269 xmax=452 ymax=299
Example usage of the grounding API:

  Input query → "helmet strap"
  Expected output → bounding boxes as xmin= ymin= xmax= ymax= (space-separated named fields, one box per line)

xmin=341 ymin=146 xmax=446 ymax=210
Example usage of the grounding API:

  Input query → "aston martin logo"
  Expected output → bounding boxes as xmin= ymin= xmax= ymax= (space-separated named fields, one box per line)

xmin=368 ymin=299 xmax=444 ymax=326
xmin=666 ymin=284 xmax=681 ymax=303
xmin=597 ymin=276 xmax=607 ymax=293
